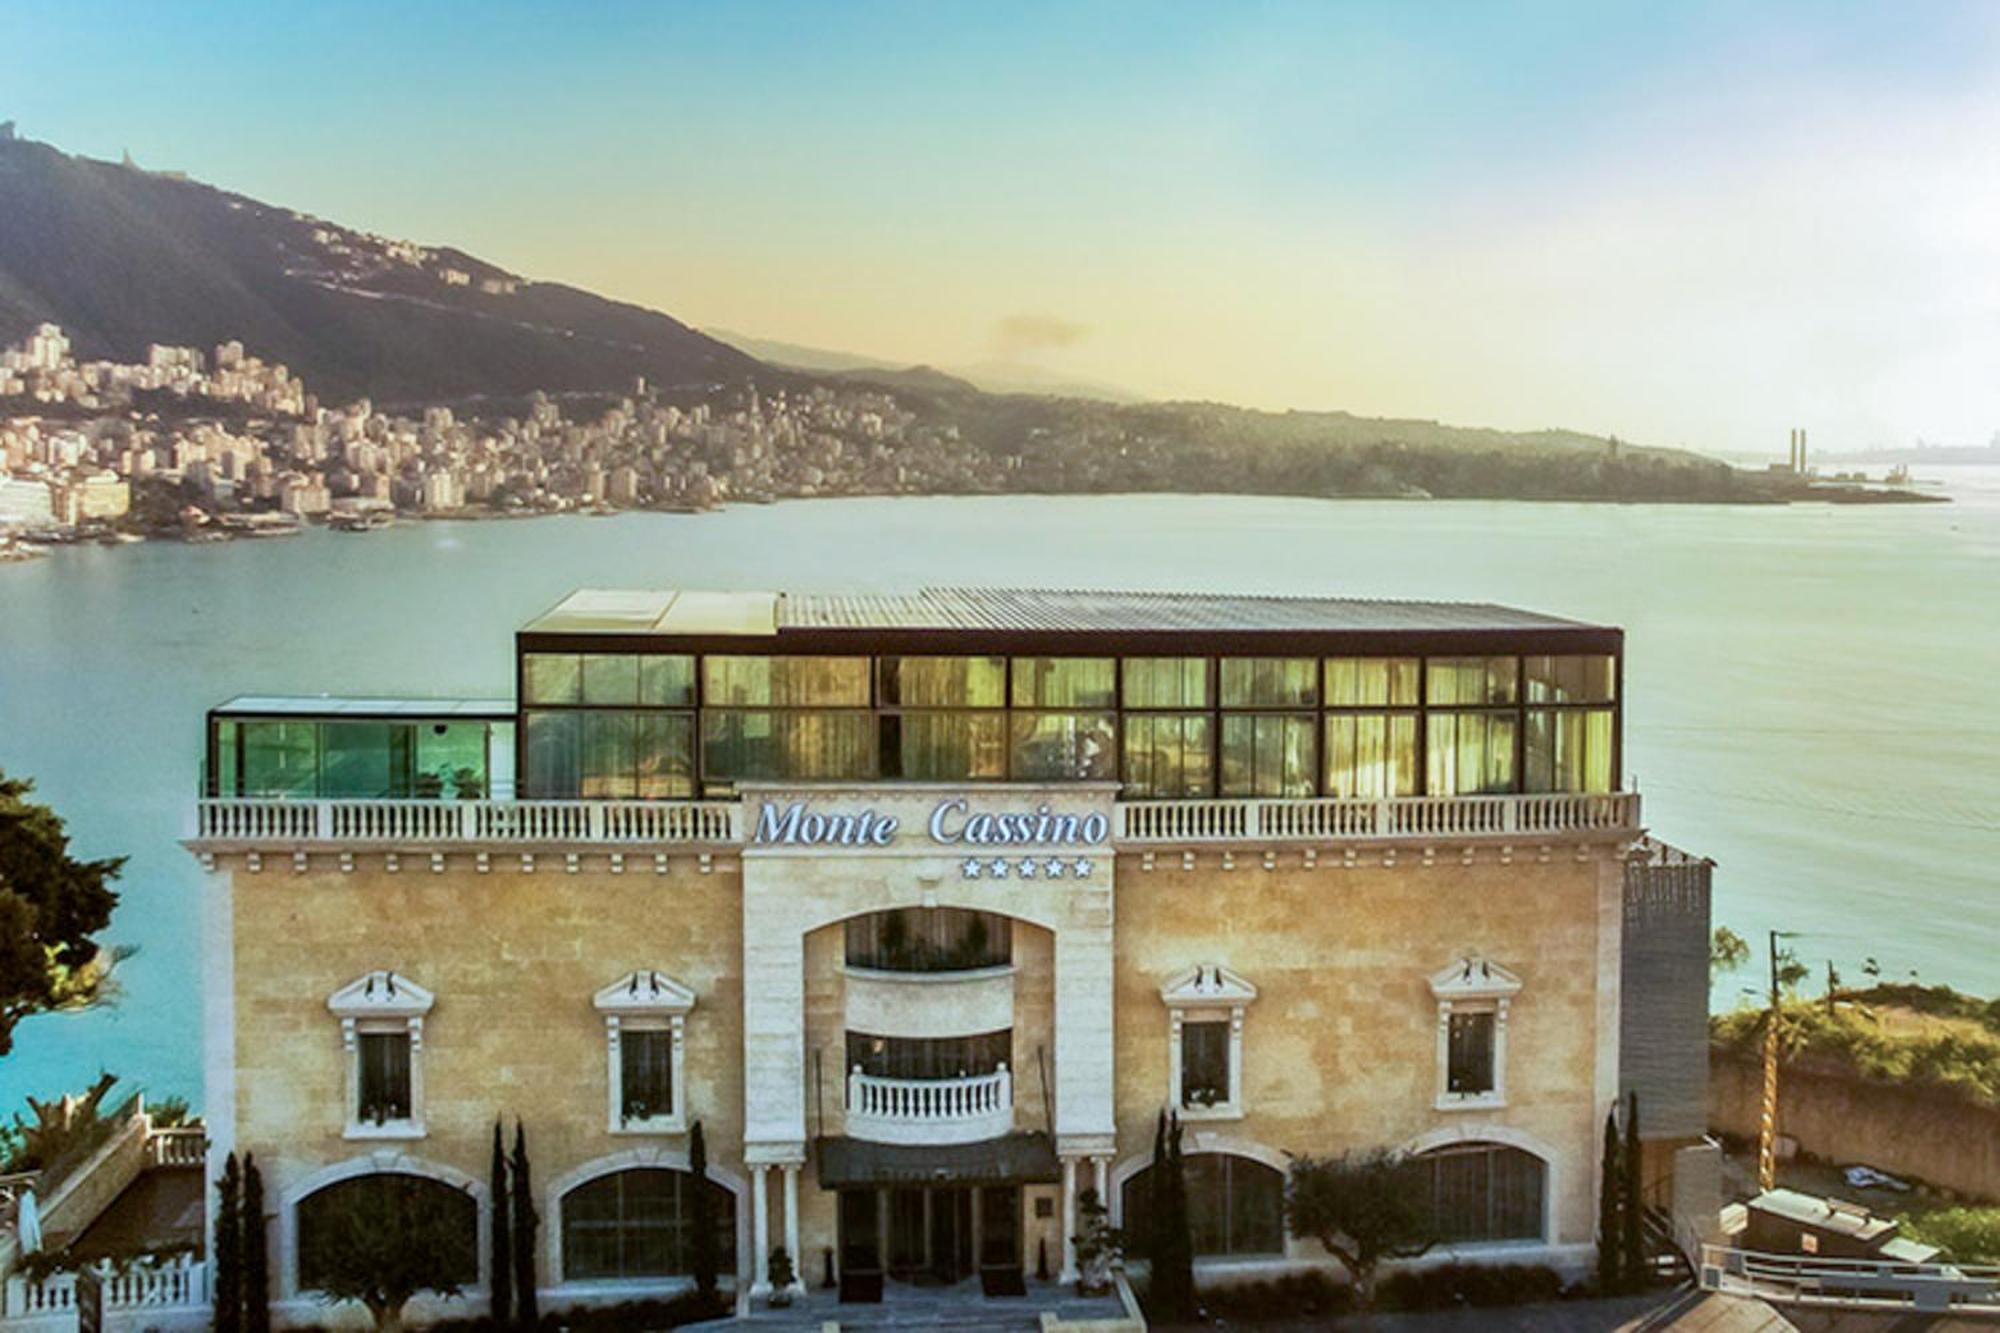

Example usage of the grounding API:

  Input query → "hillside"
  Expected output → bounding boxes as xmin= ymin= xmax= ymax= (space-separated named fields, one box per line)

xmin=0 ymin=135 xmax=757 ymax=404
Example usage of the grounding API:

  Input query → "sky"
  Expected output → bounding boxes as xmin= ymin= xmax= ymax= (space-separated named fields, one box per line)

xmin=6 ymin=0 xmax=2000 ymax=455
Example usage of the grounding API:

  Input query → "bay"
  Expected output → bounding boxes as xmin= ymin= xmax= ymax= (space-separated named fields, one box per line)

xmin=1 ymin=475 xmax=1995 ymax=1107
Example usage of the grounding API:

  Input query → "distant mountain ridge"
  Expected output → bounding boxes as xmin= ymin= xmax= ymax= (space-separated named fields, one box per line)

xmin=704 ymin=328 xmax=1148 ymax=402
xmin=0 ymin=134 xmax=757 ymax=403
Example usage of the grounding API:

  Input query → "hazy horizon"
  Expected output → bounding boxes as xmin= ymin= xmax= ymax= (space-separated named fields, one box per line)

xmin=8 ymin=1 xmax=2000 ymax=455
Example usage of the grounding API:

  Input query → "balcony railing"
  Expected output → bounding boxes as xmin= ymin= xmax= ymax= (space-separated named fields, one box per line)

xmin=192 ymin=798 xmax=741 ymax=845
xmin=144 ymin=1126 xmax=207 ymax=1168
xmin=3 ymin=1253 xmax=208 ymax=1322
xmin=846 ymin=1065 xmax=1013 ymax=1146
xmin=191 ymin=792 xmax=1633 ymax=849
xmin=1116 ymin=791 xmax=1640 ymax=845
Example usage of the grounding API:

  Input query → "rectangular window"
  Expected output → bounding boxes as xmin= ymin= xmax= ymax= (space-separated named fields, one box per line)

xmin=357 ymin=1032 xmax=412 ymax=1124
xmin=1219 ymin=713 xmax=1316 ymax=797
xmin=1525 ymin=654 xmax=1616 ymax=704
xmin=1010 ymin=658 xmax=1116 ymax=709
xmin=1426 ymin=656 xmax=1519 ymax=706
xmin=879 ymin=656 xmax=1006 ymax=708
xmin=1324 ymin=713 xmax=1418 ymax=799
xmin=1009 ymin=712 xmax=1117 ymax=780
xmin=1122 ymin=658 xmax=1210 ymax=709
xmin=416 ymin=722 xmax=490 ymax=799
xmin=1524 ymin=708 xmax=1614 ymax=793
xmin=639 ymin=655 xmax=696 ymax=707
xmin=703 ymin=656 xmax=870 ymax=707
xmin=522 ymin=711 xmax=581 ymax=797
xmin=1181 ymin=1020 xmax=1230 ymax=1109
xmin=1325 ymin=657 xmax=1420 ymax=708
xmin=1123 ymin=713 xmax=1213 ymax=797
xmin=1219 ymin=659 xmax=1318 ymax=708
xmin=702 ymin=710 xmax=876 ymax=781
xmin=522 ymin=653 xmax=582 ymax=705
xmin=239 ymin=720 xmax=319 ymax=797
xmin=1425 ymin=711 xmax=1519 ymax=795
xmin=620 ymin=1029 xmax=674 ymax=1123
xmin=582 ymin=711 xmax=639 ymax=798
xmin=1446 ymin=1010 xmax=1496 ymax=1095
xmin=880 ymin=713 xmax=1008 ymax=781
xmin=581 ymin=653 xmax=641 ymax=705
xmin=846 ymin=1030 xmax=1012 ymax=1080
xmin=320 ymin=722 xmax=412 ymax=798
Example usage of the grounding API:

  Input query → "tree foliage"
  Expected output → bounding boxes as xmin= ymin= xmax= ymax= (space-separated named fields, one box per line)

xmin=1710 ymin=927 xmax=1751 ymax=978
xmin=0 ymin=770 xmax=124 ymax=1057
xmin=1596 ymin=1108 xmax=1622 ymax=1293
xmin=689 ymin=1120 xmax=718 ymax=1303
xmin=510 ymin=1123 xmax=539 ymax=1328
xmin=214 ymin=1153 xmax=242 ymax=1333
xmin=489 ymin=1120 xmax=513 ymax=1328
xmin=300 ymin=1175 xmax=476 ymax=1333
xmin=1285 ymin=1149 xmax=1437 ymax=1307
xmin=243 ymin=1153 xmax=271 ymax=1333
xmin=1 ymin=1071 xmax=121 ymax=1173
xmin=1146 ymin=1110 xmax=1196 ymax=1321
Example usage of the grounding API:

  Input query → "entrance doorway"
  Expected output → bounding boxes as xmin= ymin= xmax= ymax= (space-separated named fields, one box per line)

xmin=838 ymin=1185 xmax=1021 ymax=1298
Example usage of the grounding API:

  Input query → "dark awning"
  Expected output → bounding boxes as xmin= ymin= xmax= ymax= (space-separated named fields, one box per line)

xmin=816 ymin=1133 xmax=1061 ymax=1189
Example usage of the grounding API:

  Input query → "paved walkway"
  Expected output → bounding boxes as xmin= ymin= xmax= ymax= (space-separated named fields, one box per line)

xmin=730 ymin=1278 xmax=1127 ymax=1331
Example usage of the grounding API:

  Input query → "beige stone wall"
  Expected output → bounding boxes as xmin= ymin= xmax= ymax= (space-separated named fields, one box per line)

xmin=1109 ymin=850 xmax=1621 ymax=1252
xmin=225 ymin=853 xmax=747 ymax=1293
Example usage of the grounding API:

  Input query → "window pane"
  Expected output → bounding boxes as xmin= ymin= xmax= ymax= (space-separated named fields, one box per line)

xmin=704 ymin=656 xmax=870 ymax=706
xmin=640 ymin=655 xmax=696 ymax=707
xmin=580 ymin=653 xmax=641 ymax=705
xmin=321 ymin=722 xmax=410 ymax=798
xmin=240 ymin=720 xmax=319 ymax=796
xmin=416 ymin=722 xmax=489 ymax=799
xmin=1123 ymin=713 xmax=1212 ymax=797
xmin=636 ymin=714 xmax=696 ymax=798
xmin=847 ymin=1029 xmax=1012 ymax=1079
xmin=620 ymin=1029 xmax=674 ymax=1121
xmin=1325 ymin=713 xmax=1418 ymax=799
xmin=846 ymin=908 xmax=1012 ymax=972
xmin=1009 ymin=712 xmax=1117 ymax=780
xmin=1010 ymin=659 xmax=1115 ymax=708
xmin=560 ymin=1169 xmax=736 ymax=1280
xmin=880 ymin=656 xmax=1005 ymax=707
xmin=522 ymin=711 xmax=582 ymax=798
xmin=1423 ymin=1146 xmax=1544 ymax=1243
xmin=581 ymin=711 xmax=638 ymax=798
xmin=1325 ymin=657 xmax=1419 ymax=708
xmin=1181 ymin=1021 xmax=1230 ymax=1108
xmin=1525 ymin=708 xmax=1614 ymax=793
xmin=523 ymin=653 xmax=582 ymax=705
xmin=300 ymin=1176 xmax=476 ymax=1292
xmin=1219 ymin=659 xmax=1318 ymax=708
xmin=1425 ymin=712 xmax=1519 ymax=795
xmin=1122 ymin=658 xmax=1209 ymax=709
xmin=1447 ymin=1011 xmax=1496 ymax=1094
xmin=1526 ymin=654 xmax=1616 ymax=704
xmin=702 ymin=710 xmax=875 ymax=781
xmin=1425 ymin=656 xmax=1519 ymax=706
xmin=1127 ymin=1155 xmax=1283 ymax=1259
xmin=215 ymin=720 xmax=239 ymax=795
xmin=357 ymin=1032 xmax=411 ymax=1122
xmin=882 ymin=713 xmax=1008 ymax=780
xmin=1219 ymin=714 xmax=1316 ymax=797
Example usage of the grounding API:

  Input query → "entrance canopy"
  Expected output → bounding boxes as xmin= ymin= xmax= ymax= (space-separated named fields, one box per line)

xmin=817 ymin=1133 xmax=1060 ymax=1189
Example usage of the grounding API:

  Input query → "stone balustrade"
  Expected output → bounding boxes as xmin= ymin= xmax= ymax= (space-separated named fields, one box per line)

xmin=3 ymin=1252 xmax=207 ymax=1321
xmin=1116 ymin=791 xmax=1641 ymax=845
xmin=846 ymin=1065 xmax=1013 ymax=1146
xmin=143 ymin=1127 xmax=207 ymax=1169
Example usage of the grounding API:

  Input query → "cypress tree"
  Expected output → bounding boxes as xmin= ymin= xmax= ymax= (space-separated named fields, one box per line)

xmin=1620 ymin=1092 xmax=1646 ymax=1289
xmin=1152 ymin=1112 xmax=1196 ymax=1322
xmin=510 ymin=1123 xmax=539 ymax=1329
xmin=214 ymin=1152 xmax=242 ymax=1333
xmin=490 ymin=1120 xmax=513 ymax=1328
xmin=242 ymin=1153 xmax=270 ymax=1333
xmin=1596 ymin=1108 xmax=1622 ymax=1294
xmin=1148 ymin=1111 xmax=1168 ymax=1270
xmin=689 ymin=1120 xmax=718 ymax=1305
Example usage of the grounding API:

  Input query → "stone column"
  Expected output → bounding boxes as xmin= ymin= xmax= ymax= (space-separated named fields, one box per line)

xmin=1092 ymin=1156 xmax=1108 ymax=1206
xmin=751 ymin=1164 xmax=771 ymax=1296
xmin=1059 ymin=1156 xmax=1079 ymax=1284
xmin=782 ymin=1163 xmax=803 ymax=1293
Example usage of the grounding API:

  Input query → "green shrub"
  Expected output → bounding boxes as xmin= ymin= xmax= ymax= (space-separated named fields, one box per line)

xmin=1900 ymin=1208 xmax=2000 ymax=1264
xmin=1376 ymin=1262 xmax=1566 ymax=1311
xmin=1198 ymin=1271 xmax=1354 ymax=1321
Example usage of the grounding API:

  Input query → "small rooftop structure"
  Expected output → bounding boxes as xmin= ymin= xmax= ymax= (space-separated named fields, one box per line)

xmin=1744 ymin=1188 xmax=1941 ymax=1265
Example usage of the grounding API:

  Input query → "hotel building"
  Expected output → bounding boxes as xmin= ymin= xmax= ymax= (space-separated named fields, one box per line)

xmin=187 ymin=587 xmax=1715 ymax=1323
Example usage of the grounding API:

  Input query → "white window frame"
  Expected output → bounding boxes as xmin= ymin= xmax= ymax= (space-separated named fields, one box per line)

xmin=1160 ymin=965 xmax=1256 ymax=1121
xmin=595 ymin=970 xmax=697 ymax=1135
xmin=1428 ymin=957 xmax=1522 ymax=1112
xmin=327 ymin=970 xmax=434 ymax=1140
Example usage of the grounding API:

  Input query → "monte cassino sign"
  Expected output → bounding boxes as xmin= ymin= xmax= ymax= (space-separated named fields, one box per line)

xmin=752 ymin=798 xmax=1110 ymax=850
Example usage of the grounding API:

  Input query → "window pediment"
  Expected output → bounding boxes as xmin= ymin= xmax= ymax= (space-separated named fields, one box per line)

xmin=1428 ymin=957 xmax=1521 ymax=1003
xmin=594 ymin=969 xmax=697 ymax=1017
xmin=328 ymin=970 xmax=434 ymax=1021
xmin=1160 ymin=964 xmax=1257 ymax=1008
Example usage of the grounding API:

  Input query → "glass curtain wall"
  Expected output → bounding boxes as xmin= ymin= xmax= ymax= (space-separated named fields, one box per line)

xmin=1009 ymin=659 xmax=1116 ymax=780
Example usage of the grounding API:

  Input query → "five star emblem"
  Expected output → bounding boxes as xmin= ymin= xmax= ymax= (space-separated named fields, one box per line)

xmin=960 ymin=857 xmax=984 ymax=879
xmin=1043 ymin=857 xmax=1068 ymax=879
xmin=1073 ymin=857 xmax=1094 ymax=878
xmin=987 ymin=858 xmax=1011 ymax=879
xmin=1015 ymin=858 xmax=1040 ymax=879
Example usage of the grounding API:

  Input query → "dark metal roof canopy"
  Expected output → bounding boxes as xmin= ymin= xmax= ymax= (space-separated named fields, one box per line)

xmin=816 ymin=1133 xmax=1061 ymax=1190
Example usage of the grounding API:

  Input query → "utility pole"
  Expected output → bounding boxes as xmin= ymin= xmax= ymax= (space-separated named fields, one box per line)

xmin=1758 ymin=930 xmax=1796 ymax=1193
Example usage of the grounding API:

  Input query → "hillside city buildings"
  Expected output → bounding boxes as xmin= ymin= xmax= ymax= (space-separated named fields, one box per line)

xmin=176 ymin=586 xmax=1719 ymax=1326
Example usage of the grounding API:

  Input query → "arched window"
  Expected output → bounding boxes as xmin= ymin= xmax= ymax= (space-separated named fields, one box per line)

xmin=1417 ymin=1143 xmax=1545 ymax=1243
xmin=297 ymin=1173 xmax=477 ymax=1292
xmin=562 ymin=1168 xmax=737 ymax=1281
xmin=844 ymin=908 xmax=1011 ymax=972
xmin=1121 ymin=1152 xmax=1283 ymax=1258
